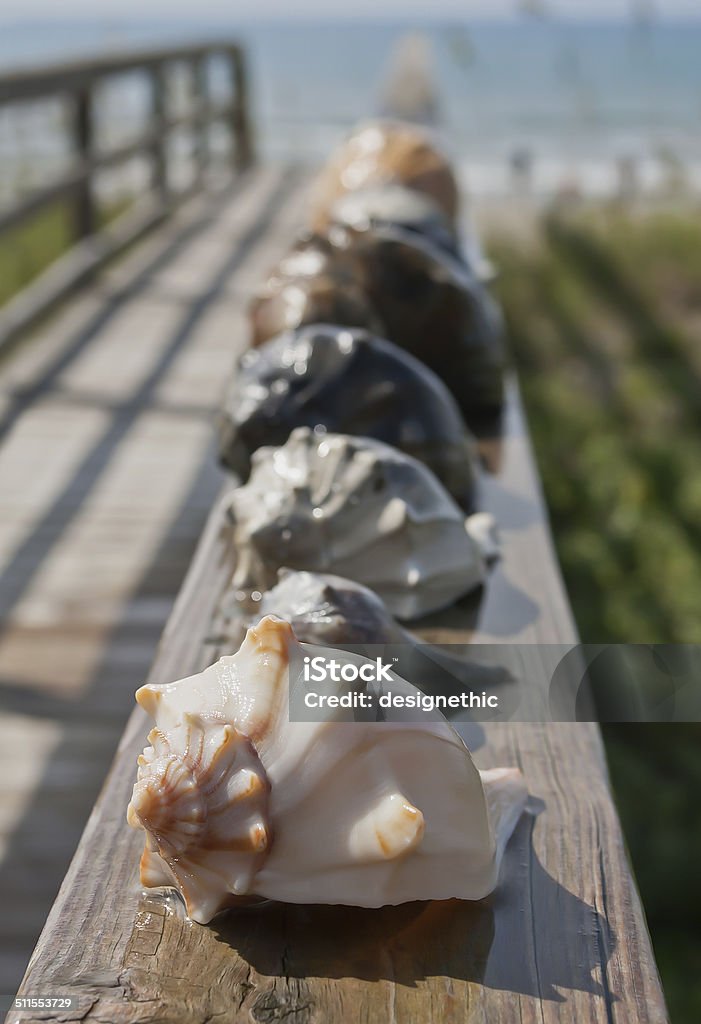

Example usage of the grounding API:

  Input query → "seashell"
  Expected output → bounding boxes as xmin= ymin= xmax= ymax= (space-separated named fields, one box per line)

xmin=128 ymin=714 xmax=271 ymax=923
xmin=343 ymin=223 xmax=505 ymax=426
xmin=310 ymin=119 xmax=460 ymax=230
xmin=328 ymin=184 xmax=460 ymax=257
xmin=248 ymin=232 xmax=381 ymax=348
xmin=250 ymin=569 xmax=512 ymax=700
xmin=218 ymin=325 xmax=479 ymax=509
xmin=128 ymin=616 xmax=527 ymax=923
xmin=248 ymin=225 xmax=504 ymax=428
xmin=260 ymin=568 xmax=407 ymax=646
xmin=226 ymin=427 xmax=494 ymax=621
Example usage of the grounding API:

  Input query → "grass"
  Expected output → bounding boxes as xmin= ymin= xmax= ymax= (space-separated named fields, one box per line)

xmin=0 ymin=203 xmax=74 ymax=308
xmin=0 ymin=197 xmax=133 ymax=308
xmin=489 ymin=204 xmax=701 ymax=1023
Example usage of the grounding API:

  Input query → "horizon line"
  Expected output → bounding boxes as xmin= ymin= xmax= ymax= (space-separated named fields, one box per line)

xmin=3 ymin=12 xmax=701 ymax=27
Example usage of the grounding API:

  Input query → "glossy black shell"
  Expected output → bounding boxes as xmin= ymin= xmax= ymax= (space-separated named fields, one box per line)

xmin=219 ymin=324 xmax=478 ymax=510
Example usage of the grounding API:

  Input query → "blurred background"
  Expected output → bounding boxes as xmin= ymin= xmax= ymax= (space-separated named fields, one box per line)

xmin=1 ymin=1 xmax=700 ymax=1021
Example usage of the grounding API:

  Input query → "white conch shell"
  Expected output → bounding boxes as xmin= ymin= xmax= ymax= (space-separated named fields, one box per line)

xmin=227 ymin=427 xmax=494 ymax=620
xmin=128 ymin=616 xmax=526 ymax=923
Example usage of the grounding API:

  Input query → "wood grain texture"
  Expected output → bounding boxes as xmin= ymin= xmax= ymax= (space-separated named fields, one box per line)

xmin=7 ymin=254 xmax=668 ymax=1023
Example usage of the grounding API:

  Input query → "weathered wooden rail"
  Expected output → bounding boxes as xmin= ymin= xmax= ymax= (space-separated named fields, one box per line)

xmin=0 ymin=42 xmax=252 ymax=354
xmin=6 ymin=377 xmax=668 ymax=1019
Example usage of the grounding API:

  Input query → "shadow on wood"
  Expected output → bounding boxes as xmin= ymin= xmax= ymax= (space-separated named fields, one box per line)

xmin=116 ymin=801 xmax=614 ymax=1015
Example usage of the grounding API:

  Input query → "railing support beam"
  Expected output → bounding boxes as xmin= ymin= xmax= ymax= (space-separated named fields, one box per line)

xmin=230 ymin=48 xmax=253 ymax=172
xmin=71 ymin=87 xmax=95 ymax=242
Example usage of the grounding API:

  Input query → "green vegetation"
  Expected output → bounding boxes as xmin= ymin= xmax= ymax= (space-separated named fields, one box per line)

xmin=0 ymin=197 xmax=132 ymax=308
xmin=490 ymin=206 xmax=701 ymax=1023
xmin=0 ymin=202 xmax=74 ymax=308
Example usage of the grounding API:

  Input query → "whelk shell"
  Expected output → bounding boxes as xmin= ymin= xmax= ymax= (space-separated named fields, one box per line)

xmin=310 ymin=119 xmax=460 ymax=229
xmin=226 ymin=427 xmax=495 ymax=620
xmin=128 ymin=616 xmax=527 ymax=923
xmin=248 ymin=224 xmax=504 ymax=428
xmin=218 ymin=325 xmax=479 ymax=509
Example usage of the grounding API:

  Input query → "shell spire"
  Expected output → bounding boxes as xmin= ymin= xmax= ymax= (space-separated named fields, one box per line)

xmin=128 ymin=713 xmax=271 ymax=923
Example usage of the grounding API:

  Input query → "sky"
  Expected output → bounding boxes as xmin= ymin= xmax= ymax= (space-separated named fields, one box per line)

xmin=1 ymin=0 xmax=700 ymax=21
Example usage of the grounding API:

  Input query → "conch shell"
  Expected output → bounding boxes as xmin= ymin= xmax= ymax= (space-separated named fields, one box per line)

xmin=251 ymin=569 xmax=512 ymax=700
xmin=226 ymin=427 xmax=494 ymax=620
xmin=248 ymin=232 xmax=381 ymax=348
xmin=260 ymin=568 xmax=407 ymax=645
xmin=328 ymin=184 xmax=459 ymax=257
xmin=340 ymin=223 xmax=505 ymax=426
xmin=248 ymin=225 xmax=504 ymax=428
xmin=311 ymin=119 xmax=460 ymax=229
xmin=218 ymin=325 xmax=479 ymax=509
xmin=128 ymin=616 xmax=527 ymax=923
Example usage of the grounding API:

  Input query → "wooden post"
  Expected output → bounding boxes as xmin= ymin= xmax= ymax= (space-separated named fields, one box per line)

xmin=191 ymin=55 xmax=209 ymax=189
xmin=150 ymin=63 xmax=169 ymax=203
xmin=71 ymin=86 xmax=95 ymax=240
xmin=230 ymin=48 xmax=253 ymax=172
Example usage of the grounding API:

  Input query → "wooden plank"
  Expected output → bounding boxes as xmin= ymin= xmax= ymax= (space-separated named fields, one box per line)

xmin=0 ymin=199 xmax=167 ymax=357
xmin=0 ymin=41 xmax=253 ymax=358
xmin=0 ymin=166 xmax=262 ymax=358
xmin=8 ymin=366 xmax=668 ymax=1022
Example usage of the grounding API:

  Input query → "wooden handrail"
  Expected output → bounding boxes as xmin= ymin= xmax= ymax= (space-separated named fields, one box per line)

xmin=0 ymin=42 xmax=254 ymax=354
xmin=0 ymin=99 xmax=243 ymax=237
xmin=0 ymin=43 xmax=245 ymax=103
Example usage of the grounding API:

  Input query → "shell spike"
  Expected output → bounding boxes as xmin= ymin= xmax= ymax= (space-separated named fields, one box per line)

xmin=135 ymin=684 xmax=164 ymax=717
xmin=242 ymin=614 xmax=295 ymax=655
xmin=349 ymin=792 xmax=425 ymax=862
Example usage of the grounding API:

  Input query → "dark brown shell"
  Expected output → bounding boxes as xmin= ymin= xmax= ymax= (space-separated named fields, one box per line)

xmin=248 ymin=226 xmax=504 ymax=428
xmin=249 ymin=234 xmax=380 ymax=349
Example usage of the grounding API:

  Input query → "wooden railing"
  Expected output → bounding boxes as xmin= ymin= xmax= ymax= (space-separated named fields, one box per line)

xmin=0 ymin=43 xmax=253 ymax=353
xmin=2 ymin=165 xmax=669 ymax=1022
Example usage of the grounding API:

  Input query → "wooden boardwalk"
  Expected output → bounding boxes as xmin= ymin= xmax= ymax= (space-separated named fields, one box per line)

xmin=0 ymin=165 xmax=307 ymax=994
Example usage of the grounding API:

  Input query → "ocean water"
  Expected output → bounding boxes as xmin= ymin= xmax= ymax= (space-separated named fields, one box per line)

xmin=1 ymin=17 xmax=701 ymax=198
